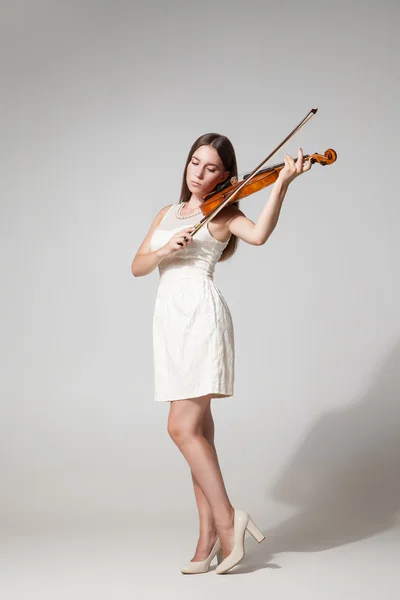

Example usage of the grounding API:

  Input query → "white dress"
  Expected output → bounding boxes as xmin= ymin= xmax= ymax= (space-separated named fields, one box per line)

xmin=149 ymin=203 xmax=235 ymax=402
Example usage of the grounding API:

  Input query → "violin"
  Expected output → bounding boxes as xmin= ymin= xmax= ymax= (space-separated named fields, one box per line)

xmin=184 ymin=108 xmax=337 ymax=241
xmin=200 ymin=148 xmax=337 ymax=216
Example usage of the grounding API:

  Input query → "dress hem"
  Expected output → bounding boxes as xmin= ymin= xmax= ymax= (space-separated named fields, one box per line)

xmin=154 ymin=390 xmax=234 ymax=403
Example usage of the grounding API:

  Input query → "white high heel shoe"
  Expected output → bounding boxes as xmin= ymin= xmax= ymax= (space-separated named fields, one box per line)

xmin=181 ymin=537 xmax=223 ymax=574
xmin=215 ymin=508 xmax=265 ymax=574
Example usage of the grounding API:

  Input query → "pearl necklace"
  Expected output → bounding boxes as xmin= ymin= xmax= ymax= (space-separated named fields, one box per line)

xmin=176 ymin=202 xmax=202 ymax=219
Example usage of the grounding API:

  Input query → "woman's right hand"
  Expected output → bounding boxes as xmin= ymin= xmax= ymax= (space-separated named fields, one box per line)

xmin=162 ymin=227 xmax=196 ymax=257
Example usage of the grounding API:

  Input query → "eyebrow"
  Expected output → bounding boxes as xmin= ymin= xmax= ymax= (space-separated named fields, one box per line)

xmin=192 ymin=155 xmax=219 ymax=168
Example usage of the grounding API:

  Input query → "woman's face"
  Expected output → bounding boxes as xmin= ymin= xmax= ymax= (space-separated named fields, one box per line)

xmin=186 ymin=144 xmax=230 ymax=197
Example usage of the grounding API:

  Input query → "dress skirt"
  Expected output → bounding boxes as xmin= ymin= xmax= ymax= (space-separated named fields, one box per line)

xmin=152 ymin=273 xmax=235 ymax=402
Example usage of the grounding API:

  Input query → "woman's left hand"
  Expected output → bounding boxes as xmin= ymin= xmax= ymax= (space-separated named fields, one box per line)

xmin=277 ymin=147 xmax=312 ymax=185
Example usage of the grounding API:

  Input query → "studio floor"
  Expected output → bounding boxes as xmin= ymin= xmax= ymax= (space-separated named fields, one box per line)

xmin=2 ymin=520 xmax=399 ymax=599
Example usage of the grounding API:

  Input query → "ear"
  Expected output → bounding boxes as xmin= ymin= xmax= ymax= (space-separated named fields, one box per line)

xmin=221 ymin=170 xmax=230 ymax=181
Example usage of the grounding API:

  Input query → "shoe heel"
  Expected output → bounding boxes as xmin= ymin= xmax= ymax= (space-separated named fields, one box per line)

xmin=216 ymin=548 xmax=224 ymax=564
xmin=246 ymin=516 xmax=265 ymax=543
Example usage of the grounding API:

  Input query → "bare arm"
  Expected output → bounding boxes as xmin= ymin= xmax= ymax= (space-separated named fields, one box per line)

xmin=225 ymin=177 xmax=289 ymax=246
xmin=131 ymin=205 xmax=173 ymax=277
xmin=225 ymin=148 xmax=312 ymax=246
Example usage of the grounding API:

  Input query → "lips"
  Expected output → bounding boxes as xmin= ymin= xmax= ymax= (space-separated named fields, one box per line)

xmin=191 ymin=181 xmax=201 ymax=187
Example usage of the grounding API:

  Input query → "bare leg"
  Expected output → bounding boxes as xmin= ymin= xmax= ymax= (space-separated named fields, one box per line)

xmin=189 ymin=399 xmax=218 ymax=560
xmin=168 ymin=394 xmax=235 ymax=559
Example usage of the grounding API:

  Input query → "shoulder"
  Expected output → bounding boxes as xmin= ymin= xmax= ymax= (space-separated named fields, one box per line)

xmin=218 ymin=203 xmax=245 ymax=224
xmin=153 ymin=203 xmax=175 ymax=225
xmin=159 ymin=203 xmax=175 ymax=217
xmin=145 ymin=203 xmax=175 ymax=235
xmin=208 ymin=203 xmax=246 ymax=239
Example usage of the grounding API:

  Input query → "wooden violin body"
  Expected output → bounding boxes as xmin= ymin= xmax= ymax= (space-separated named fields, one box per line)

xmin=198 ymin=148 xmax=337 ymax=217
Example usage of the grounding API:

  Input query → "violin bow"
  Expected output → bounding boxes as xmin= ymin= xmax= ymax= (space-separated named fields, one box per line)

xmin=191 ymin=107 xmax=318 ymax=236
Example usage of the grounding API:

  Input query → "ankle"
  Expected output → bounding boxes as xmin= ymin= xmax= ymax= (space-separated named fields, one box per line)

xmin=215 ymin=505 xmax=235 ymax=530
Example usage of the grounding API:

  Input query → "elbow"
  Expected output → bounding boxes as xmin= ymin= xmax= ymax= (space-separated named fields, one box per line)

xmin=252 ymin=229 xmax=268 ymax=246
xmin=254 ymin=237 xmax=266 ymax=246
xmin=132 ymin=269 xmax=143 ymax=277
xmin=131 ymin=261 xmax=139 ymax=277
xmin=131 ymin=263 xmax=147 ymax=278
xmin=254 ymin=229 xmax=274 ymax=246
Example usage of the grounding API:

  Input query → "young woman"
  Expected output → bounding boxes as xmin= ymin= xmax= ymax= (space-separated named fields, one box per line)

xmin=131 ymin=133 xmax=312 ymax=574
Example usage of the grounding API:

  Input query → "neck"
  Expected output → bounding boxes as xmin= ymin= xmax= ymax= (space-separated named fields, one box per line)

xmin=187 ymin=192 xmax=203 ymax=207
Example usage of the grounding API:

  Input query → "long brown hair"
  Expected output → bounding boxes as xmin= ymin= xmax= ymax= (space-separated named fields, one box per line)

xmin=179 ymin=133 xmax=240 ymax=262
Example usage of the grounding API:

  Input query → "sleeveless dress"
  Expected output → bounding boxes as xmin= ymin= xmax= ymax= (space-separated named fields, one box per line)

xmin=149 ymin=203 xmax=235 ymax=402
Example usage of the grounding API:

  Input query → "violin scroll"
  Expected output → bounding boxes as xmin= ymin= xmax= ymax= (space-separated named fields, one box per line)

xmin=309 ymin=148 xmax=337 ymax=166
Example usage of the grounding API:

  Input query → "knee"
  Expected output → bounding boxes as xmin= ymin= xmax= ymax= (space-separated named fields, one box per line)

xmin=167 ymin=421 xmax=196 ymax=445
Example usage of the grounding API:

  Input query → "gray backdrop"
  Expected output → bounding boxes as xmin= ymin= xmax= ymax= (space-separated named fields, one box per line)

xmin=1 ymin=0 xmax=399 ymax=550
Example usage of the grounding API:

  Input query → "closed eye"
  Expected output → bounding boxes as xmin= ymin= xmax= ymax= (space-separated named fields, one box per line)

xmin=191 ymin=160 xmax=216 ymax=173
